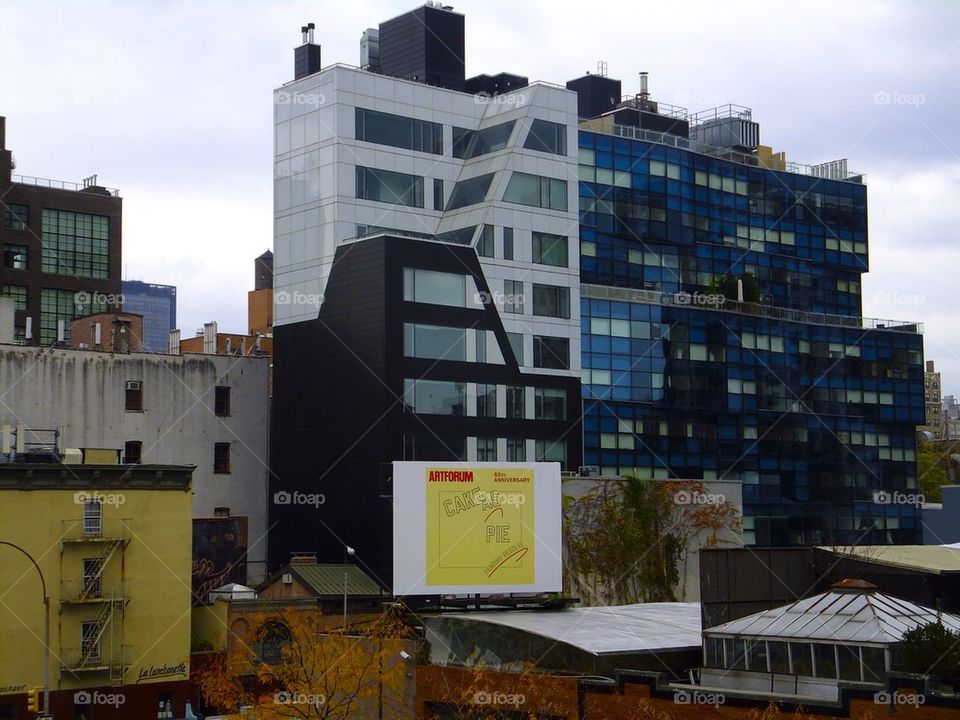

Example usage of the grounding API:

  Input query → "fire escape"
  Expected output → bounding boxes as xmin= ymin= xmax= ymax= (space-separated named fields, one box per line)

xmin=59 ymin=511 xmax=131 ymax=685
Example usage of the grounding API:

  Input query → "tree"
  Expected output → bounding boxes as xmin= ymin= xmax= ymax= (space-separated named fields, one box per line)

xmin=917 ymin=443 xmax=949 ymax=503
xmin=563 ymin=476 xmax=741 ymax=604
xmin=899 ymin=619 xmax=960 ymax=684
xmin=199 ymin=605 xmax=417 ymax=719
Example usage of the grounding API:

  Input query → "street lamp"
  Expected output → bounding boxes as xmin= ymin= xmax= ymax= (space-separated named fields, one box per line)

xmin=343 ymin=545 xmax=355 ymax=630
xmin=0 ymin=541 xmax=51 ymax=718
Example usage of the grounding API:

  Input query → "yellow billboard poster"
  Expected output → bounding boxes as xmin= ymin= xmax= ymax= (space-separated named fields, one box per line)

xmin=425 ymin=466 xmax=535 ymax=586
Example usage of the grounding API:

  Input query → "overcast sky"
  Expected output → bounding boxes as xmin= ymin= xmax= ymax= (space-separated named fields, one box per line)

xmin=2 ymin=0 xmax=958 ymax=395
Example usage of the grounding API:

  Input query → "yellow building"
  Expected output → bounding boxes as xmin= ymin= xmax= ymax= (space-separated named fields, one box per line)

xmin=0 ymin=462 xmax=194 ymax=718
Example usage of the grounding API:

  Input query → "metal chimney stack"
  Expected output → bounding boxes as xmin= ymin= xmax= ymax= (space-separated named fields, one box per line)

xmin=639 ymin=72 xmax=650 ymax=101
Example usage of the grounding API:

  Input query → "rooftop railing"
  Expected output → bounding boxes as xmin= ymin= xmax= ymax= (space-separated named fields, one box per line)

xmin=581 ymin=284 xmax=922 ymax=334
xmin=605 ymin=124 xmax=864 ymax=182
xmin=12 ymin=174 xmax=119 ymax=197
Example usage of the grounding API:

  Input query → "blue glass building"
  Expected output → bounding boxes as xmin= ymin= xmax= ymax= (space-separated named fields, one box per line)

xmin=577 ymin=131 xmax=925 ymax=546
xmin=122 ymin=280 xmax=177 ymax=353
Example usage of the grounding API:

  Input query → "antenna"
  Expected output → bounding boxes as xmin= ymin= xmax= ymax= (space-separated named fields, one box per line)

xmin=597 ymin=60 xmax=607 ymax=78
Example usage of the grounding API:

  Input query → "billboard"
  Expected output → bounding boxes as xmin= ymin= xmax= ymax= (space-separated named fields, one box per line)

xmin=392 ymin=462 xmax=562 ymax=595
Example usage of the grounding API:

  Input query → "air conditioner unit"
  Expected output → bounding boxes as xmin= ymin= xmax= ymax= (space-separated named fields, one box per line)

xmin=126 ymin=381 xmax=141 ymax=391
xmin=281 ymin=573 xmax=293 ymax=584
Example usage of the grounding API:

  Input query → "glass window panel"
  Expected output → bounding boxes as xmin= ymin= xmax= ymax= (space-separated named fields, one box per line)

xmin=813 ymin=643 xmax=837 ymax=679
xmin=452 ymin=120 xmax=516 ymax=159
xmin=532 ymin=284 xmax=570 ymax=318
xmin=506 ymin=438 xmax=526 ymax=461
xmin=769 ymin=641 xmax=790 ymax=673
xmin=356 ymin=166 xmax=424 ymax=207
xmin=406 ymin=379 xmax=465 ymax=415
xmin=532 ymin=232 xmax=568 ymax=267
xmin=404 ymin=268 xmax=468 ymax=307
xmin=533 ymin=335 xmax=569 ymax=369
xmin=403 ymin=323 xmax=466 ymax=361
xmin=446 ymin=173 xmax=494 ymax=210
xmin=791 ymin=643 xmax=813 ymax=676
xmin=524 ymin=119 xmax=566 ymax=155
xmin=535 ymin=387 xmax=567 ymax=420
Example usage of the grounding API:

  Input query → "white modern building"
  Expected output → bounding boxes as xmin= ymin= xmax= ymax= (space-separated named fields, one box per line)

xmin=0 ymin=344 xmax=270 ymax=582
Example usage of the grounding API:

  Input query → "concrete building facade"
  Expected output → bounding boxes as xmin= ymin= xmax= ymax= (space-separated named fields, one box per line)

xmin=0 ymin=344 xmax=270 ymax=582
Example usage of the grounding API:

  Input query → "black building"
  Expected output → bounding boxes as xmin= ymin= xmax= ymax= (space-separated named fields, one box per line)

xmin=270 ymin=236 xmax=582 ymax=584
xmin=378 ymin=4 xmax=466 ymax=91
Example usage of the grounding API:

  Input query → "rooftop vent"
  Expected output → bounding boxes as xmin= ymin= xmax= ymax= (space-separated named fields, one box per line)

xmin=831 ymin=578 xmax=879 ymax=593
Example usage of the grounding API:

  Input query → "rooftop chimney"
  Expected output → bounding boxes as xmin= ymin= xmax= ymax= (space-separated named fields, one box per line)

xmin=639 ymin=71 xmax=650 ymax=101
xmin=294 ymin=22 xmax=322 ymax=80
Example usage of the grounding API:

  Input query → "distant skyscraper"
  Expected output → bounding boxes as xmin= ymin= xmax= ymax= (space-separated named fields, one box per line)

xmin=122 ymin=280 xmax=177 ymax=352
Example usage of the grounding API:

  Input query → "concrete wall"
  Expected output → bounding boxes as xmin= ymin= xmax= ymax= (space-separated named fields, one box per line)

xmin=0 ymin=345 xmax=270 ymax=581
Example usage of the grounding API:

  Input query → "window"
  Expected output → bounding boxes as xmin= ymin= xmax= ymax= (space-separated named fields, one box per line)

xmin=254 ymin=621 xmax=292 ymax=665
xmin=215 ymin=386 xmax=231 ymax=416
xmin=403 ymin=379 xmax=466 ymax=415
xmin=41 ymin=209 xmax=110 ymax=278
xmin=503 ymin=280 xmax=524 ymax=314
xmin=157 ymin=693 xmax=174 ymax=719
xmin=125 ymin=381 xmax=143 ymax=411
xmin=503 ymin=227 xmax=514 ymax=260
xmin=506 ymin=438 xmax=526 ymax=462
xmin=535 ymin=387 xmax=567 ymax=420
xmin=214 ymin=442 xmax=231 ymax=473
xmin=861 ymin=646 xmax=886 ymax=682
xmin=355 ymin=107 xmax=442 ymax=154
xmin=2 ymin=244 xmax=27 ymax=270
xmin=507 ymin=332 xmax=524 ymax=364
xmin=452 ymin=121 xmax=516 ymax=159
xmin=768 ymin=641 xmax=790 ymax=673
xmin=446 ymin=173 xmax=494 ymax=210
xmin=433 ymin=178 xmax=444 ymax=210
xmin=81 ymin=621 xmax=101 ymax=662
xmin=403 ymin=323 xmax=466 ymax=361
xmin=535 ymin=439 xmax=567 ymax=463
xmin=813 ymin=643 xmax=837 ymax=679
xmin=532 ymin=284 xmax=570 ymax=318
xmin=123 ymin=440 xmax=142 ymax=464
xmin=790 ymin=642 xmax=813 ymax=676
xmin=503 ymin=172 xmax=567 ymax=211
xmin=705 ymin=637 xmax=724 ymax=668
xmin=532 ymin=232 xmax=568 ymax=267
xmin=41 ymin=288 xmax=105 ymax=345
xmin=533 ymin=335 xmax=570 ymax=369
xmin=2 ymin=203 xmax=28 ymax=230
xmin=506 ymin=386 xmax=525 ymax=419
xmin=356 ymin=166 xmax=424 ymax=207
xmin=83 ymin=499 xmax=102 ymax=536
xmin=477 ymin=437 xmax=497 ymax=461
xmin=1 ymin=285 xmax=27 ymax=311
xmin=477 ymin=383 xmax=497 ymax=417
xmin=477 ymin=224 xmax=494 ymax=257
xmin=403 ymin=268 xmax=480 ymax=308
xmin=82 ymin=558 xmax=103 ymax=598
xmin=523 ymin=119 xmax=567 ymax=155
xmin=838 ymin=645 xmax=861 ymax=681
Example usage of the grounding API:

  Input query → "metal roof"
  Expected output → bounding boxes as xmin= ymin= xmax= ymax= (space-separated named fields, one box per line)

xmin=819 ymin=545 xmax=960 ymax=574
xmin=439 ymin=602 xmax=701 ymax=656
xmin=705 ymin=584 xmax=960 ymax=644
xmin=282 ymin=563 xmax=382 ymax=597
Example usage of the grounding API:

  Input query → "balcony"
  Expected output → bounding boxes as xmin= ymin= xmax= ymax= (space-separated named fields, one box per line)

xmin=60 ymin=518 xmax=133 ymax=545
xmin=60 ymin=580 xmax=128 ymax=606
xmin=581 ymin=284 xmax=923 ymax=334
